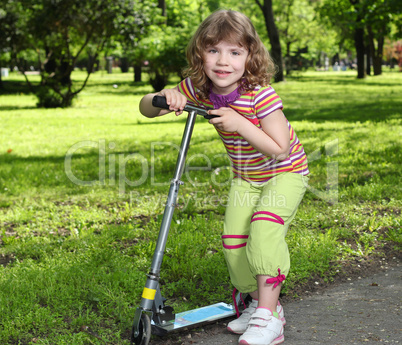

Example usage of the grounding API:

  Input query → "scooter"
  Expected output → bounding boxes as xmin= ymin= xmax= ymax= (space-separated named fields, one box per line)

xmin=131 ymin=96 xmax=247 ymax=345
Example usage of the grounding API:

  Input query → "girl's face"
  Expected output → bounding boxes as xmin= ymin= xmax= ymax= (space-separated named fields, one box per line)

xmin=203 ymin=41 xmax=248 ymax=95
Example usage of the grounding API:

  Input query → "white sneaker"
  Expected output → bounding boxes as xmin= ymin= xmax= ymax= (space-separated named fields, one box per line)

xmin=238 ymin=307 xmax=284 ymax=345
xmin=276 ymin=302 xmax=286 ymax=326
xmin=227 ymin=300 xmax=286 ymax=335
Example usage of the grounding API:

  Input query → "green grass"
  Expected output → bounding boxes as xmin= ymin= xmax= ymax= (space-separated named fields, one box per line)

xmin=0 ymin=70 xmax=401 ymax=344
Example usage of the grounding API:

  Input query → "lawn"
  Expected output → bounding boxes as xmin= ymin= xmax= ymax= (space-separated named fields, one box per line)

xmin=0 ymin=69 xmax=401 ymax=344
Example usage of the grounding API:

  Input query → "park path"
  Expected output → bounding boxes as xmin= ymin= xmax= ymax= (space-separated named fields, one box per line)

xmin=152 ymin=261 xmax=401 ymax=345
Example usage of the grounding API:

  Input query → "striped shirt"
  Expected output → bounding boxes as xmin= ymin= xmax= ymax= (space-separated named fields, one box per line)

xmin=177 ymin=78 xmax=309 ymax=184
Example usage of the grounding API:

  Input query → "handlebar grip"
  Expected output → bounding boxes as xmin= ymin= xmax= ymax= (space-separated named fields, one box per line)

xmin=204 ymin=114 xmax=220 ymax=119
xmin=152 ymin=95 xmax=170 ymax=109
xmin=152 ymin=95 xmax=219 ymax=119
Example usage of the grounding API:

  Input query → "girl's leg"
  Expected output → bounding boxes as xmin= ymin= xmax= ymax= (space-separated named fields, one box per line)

xmin=250 ymin=275 xmax=281 ymax=312
xmin=222 ymin=179 xmax=258 ymax=293
xmin=223 ymin=179 xmax=263 ymax=335
xmin=239 ymin=173 xmax=307 ymax=344
xmin=247 ymin=173 xmax=308 ymax=288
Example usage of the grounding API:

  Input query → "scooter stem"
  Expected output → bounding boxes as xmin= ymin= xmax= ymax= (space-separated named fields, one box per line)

xmin=140 ymin=110 xmax=198 ymax=312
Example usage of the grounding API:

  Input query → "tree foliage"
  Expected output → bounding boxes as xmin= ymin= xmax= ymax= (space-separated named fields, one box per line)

xmin=139 ymin=26 xmax=189 ymax=90
xmin=0 ymin=0 xmax=152 ymax=107
xmin=273 ymin=0 xmax=338 ymax=75
xmin=254 ymin=0 xmax=285 ymax=82
xmin=1 ymin=0 xmax=400 ymax=97
xmin=137 ymin=0 xmax=212 ymax=91
xmin=318 ymin=0 xmax=401 ymax=77
xmin=0 ymin=0 xmax=30 ymax=87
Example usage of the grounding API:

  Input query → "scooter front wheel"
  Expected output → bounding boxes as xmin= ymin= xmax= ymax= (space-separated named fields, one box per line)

xmin=131 ymin=313 xmax=151 ymax=345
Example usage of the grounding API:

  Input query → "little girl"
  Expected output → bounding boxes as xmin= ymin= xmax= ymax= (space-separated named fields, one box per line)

xmin=140 ymin=9 xmax=309 ymax=345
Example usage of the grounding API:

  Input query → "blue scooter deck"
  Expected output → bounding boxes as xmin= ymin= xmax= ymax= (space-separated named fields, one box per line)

xmin=152 ymin=302 xmax=235 ymax=333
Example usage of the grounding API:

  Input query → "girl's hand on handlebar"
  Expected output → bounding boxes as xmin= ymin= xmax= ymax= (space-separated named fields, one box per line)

xmin=158 ymin=88 xmax=187 ymax=116
xmin=207 ymin=107 xmax=246 ymax=132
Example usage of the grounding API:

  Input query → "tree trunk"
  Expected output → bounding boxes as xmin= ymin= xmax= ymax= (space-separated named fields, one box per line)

xmin=365 ymin=44 xmax=371 ymax=76
xmin=258 ymin=0 xmax=285 ymax=82
xmin=349 ymin=0 xmax=366 ymax=78
xmin=134 ymin=64 xmax=142 ymax=82
xmin=59 ymin=60 xmax=72 ymax=86
xmin=373 ymin=36 xmax=383 ymax=75
xmin=354 ymin=27 xmax=366 ymax=79
xmin=44 ymin=54 xmax=71 ymax=86
xmin=44 ymin=48 xmax=56 ymax=75
xmin=120 ymin=57 xmax=129 ymax=73
xmin=87 ymin=53 xmax=95 ymax=73
xmin=158 ymin=0 xmax=166 ymax=17
xmin=368 ymin=26 xmax=383 ymax=76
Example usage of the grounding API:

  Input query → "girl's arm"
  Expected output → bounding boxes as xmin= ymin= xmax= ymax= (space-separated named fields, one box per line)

xmin=208 ymin=108 xmax=290 ymax=161
xmin=139 ymin=88 xmax=188 ymax=118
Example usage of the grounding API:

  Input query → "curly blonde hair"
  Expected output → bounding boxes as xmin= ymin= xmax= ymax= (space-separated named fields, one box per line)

xmin=183 ymin=10 xmax=277 ymax=100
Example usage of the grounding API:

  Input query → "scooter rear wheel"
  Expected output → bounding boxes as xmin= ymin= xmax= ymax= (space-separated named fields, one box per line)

xmin=131 ymin=313 xmax=151 ymax=345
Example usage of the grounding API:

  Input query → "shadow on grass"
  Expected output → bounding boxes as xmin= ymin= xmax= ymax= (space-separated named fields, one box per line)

xmin=286 ymin=74 xmax=402 ymax=88
xmin=97 ymin=89 xmax=156 ymax=96
xmin=0 ymin=80 xmax=34 ymax=95
xmin=0 ymin=105 xmax=38 ymax=111
xmin=85 ymin=80 xmax=148 ymax=88
xmin=84 ymin=80 xmax=153 ymax=96
xmin=0 ymin=79 xmax=150 ymax=96
xmin=0 ymin=150 xmax=156 ymax=191
xmin=1 ymin=76 xmax=400 ymax=125
xmin=0 ymin=152 xmax=87 ymax=164
xmin=286 ymin=101 xmax=402 ymax=123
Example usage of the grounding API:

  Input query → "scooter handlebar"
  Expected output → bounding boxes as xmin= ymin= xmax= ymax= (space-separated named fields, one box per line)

xmin=152 ymin=95 xmax=219 ymax=119
xmin=152 ymin=95 xmax=170 ymax=109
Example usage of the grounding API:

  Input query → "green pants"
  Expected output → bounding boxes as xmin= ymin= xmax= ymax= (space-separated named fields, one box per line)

xmin=222 ymin=172 xmax=308 ymax=293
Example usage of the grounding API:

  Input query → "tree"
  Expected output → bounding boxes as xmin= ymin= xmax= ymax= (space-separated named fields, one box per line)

xmin=319 ymin=0 xmax=401 ymax=78
xmin=364 ymin=0 xmax=401 ymax=75
xmin=0 ymin=0 xmax=30 ymax=88
xmin=108 ymin=1 xmax=158 ymax=83
xmin=352 ymin=0 xmax=367 ymax=78
xmin=0 ymin=6 xmax=10 ymax=89
xmin=254 ymin=0 xmax=285 ymax=81
xmin=3 ymin=0 xmax=147 ymax=107
xmin=273 ymin=0 xmax=338 ymax=75
xmin=319 ymin=0 xmax=365 ymax=77
xmin=138 ymin=0 xmax=211 ymax=91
